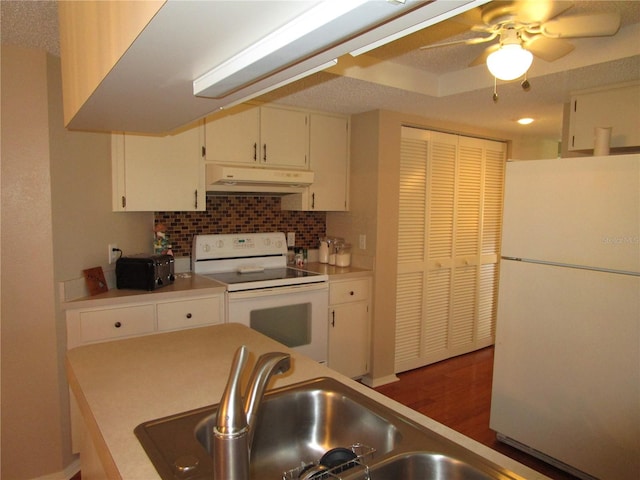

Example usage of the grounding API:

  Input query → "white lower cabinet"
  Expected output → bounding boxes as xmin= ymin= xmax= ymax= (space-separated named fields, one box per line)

xmin=67 ymin=294 xmax=224 ymax=348
xmin=328 ymin=277 xmax=371 ymax=378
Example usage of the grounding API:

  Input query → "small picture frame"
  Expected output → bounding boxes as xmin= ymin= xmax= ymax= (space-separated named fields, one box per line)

xmin=83 ymin=267 xmax=108 ymax=295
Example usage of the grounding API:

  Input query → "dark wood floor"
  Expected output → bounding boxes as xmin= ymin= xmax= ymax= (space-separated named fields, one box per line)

xmin=374 ymin=346 xmax=580 ymax=480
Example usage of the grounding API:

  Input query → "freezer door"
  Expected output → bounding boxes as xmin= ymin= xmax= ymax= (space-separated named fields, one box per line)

xmin=501 ymin=154 xmax=639 ymax=272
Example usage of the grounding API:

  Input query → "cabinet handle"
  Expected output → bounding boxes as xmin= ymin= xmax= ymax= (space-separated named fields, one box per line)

xmin=121 ymin=196 xmax=126 ymax=209
xmin=253 ymin=143 xmax=257 ymax=161
xmin=263 ymin=144 xmax=267 ymax=162
xmin=312 ymin=193 xmax=315 ymax=209
xmin=331 ymin=310 xmax=335 ymax=327
xmin=186 ymin=313 xmax=192 ymax=319
xmin=114 ymin=322 xmax=122 ymax=328
xmin=194 ymin=190 xmax=198 ymax=209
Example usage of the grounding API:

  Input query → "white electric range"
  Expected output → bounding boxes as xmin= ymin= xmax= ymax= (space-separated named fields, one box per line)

xmin=192 ymin=232 xmax=328 ymax=363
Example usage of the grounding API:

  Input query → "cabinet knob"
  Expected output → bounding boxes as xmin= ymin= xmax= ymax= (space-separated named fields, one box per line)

xmin=186 ymin=313 xmax=192 ymax=319
xmin=350 ymin=291 xmax=355 ymax=296
xmin=114 ymin=322 xmax=122 ymax=328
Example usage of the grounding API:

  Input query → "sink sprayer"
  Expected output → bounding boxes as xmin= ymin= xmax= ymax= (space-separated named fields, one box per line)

xmin=213 ymin=345 xmax=291 ymax=480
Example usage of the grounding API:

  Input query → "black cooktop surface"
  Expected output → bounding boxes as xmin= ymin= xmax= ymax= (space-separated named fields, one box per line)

xmin=205 ymin=267 xmax=320 ymax=285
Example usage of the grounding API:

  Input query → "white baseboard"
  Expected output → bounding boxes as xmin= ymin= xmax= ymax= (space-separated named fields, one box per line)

xmin=31 ymin=458 xmax=80 ymax=480
xmin=360 ymin=373 xmax=399 ymax=388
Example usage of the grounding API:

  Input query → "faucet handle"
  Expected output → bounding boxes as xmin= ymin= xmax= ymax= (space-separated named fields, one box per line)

xmin=215 ymin=345 xmax=249 ymax=435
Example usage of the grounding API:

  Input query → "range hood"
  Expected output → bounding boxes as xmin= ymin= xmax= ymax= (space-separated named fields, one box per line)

xmin=206 ymin=164 xmax=314 ymax=194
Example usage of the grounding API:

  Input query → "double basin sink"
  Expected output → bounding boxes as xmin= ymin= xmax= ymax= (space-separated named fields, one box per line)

xmin=135 ymin=377 xmax=521 ymax=479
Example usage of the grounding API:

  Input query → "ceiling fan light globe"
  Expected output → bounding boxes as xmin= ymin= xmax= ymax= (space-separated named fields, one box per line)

xmin=487 ymin=44 xmax=533 ymax=81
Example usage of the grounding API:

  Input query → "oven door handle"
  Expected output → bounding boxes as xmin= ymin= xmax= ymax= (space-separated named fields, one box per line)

xmin=227 ymin=282 xmax=328 ymax=299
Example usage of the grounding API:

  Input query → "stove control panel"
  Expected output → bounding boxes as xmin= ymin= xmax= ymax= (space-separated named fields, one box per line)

xmin=192 ymin=232 xmax=288 ymax=264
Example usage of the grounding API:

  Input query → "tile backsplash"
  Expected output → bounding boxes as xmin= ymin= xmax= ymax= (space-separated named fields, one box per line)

xmin=155 ymin=196 xmax=326 ymax=257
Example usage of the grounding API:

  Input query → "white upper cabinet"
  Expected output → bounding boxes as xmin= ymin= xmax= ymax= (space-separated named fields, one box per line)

xmin=569 ymin=82 xmax=640 ymax=151
xmin=204 ymin=105 xmax=260 ymax=165
xmin=112 ymin=123 xmax=205 ymax=212
xmin=281 ymin=113 xmax=350 ymax=211
xmin=205 ymin=105 xmax=309 ymax=169
xmin=260 ymin=107 xmax=309 ymax=169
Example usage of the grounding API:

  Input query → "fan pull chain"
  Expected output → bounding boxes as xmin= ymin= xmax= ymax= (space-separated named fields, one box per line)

xmin=492 ymin=76 xmax=498 ymax=103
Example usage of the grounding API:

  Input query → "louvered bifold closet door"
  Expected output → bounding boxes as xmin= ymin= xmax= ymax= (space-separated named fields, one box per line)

xmin=395 ymin=127 xmax=430 ymax=368
xmin=477 ymin=141 xmax=506 ymax=343
xmin=450 ymin=137 xmax=483 ymax=351
xmin=395 ymin=128 xmax=505 ymax=373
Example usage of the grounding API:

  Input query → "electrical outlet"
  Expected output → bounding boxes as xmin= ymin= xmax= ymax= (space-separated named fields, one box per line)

xmin=287 ymin=232 xmax=295 ymax=247
xmin=108 ymin=243 xmax=119 ymax=264
xmin=359 ymin=234 xmax=367 ymax=250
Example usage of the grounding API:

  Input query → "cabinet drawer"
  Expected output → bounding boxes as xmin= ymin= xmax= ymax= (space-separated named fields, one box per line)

xmin=79 ymin=305 xmax=155 ymax=343
xmin=330 ymin=278 xmax=369 ymax=305
xmin=157 ymin=296 xmax=222 ymax=332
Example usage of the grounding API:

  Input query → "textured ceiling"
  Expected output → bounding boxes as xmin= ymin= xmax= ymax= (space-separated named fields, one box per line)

xmin=2 ymin=0 xmax=639 ymax=141
xmin=1 ymin=0 xmax=59 ymax=55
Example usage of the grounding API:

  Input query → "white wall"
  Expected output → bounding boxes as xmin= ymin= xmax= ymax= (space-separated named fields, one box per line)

xmin=1 ymin=45 xmax=152 ymax=480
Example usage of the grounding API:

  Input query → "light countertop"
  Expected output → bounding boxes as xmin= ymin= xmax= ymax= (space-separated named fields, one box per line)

xmin=302 ymin=262 xmax=372 ymax=280
xmin=62 ymin=274 xmax=226 ymax=310
xmin=66 ymin=323 xmax=549 ymax=479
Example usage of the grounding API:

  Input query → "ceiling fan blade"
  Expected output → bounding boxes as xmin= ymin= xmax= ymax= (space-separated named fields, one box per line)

xmin=524 ymin=35 xmax=575 ymax=62
xmin=419 ymin=33 xmax=496 ymax=50
xmin=541 ymin=12 xmax=621 ymax=38
xmin=480 ymin=0 xmax=573 ymax=26
xmin=468 ymin=44 xmax=500 ymax=67
xmin=515 ymin=0 xmax=574 ymax=25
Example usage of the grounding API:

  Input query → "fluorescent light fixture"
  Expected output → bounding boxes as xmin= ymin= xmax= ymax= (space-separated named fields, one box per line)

xmin=350 ymin=0 xmax=490 ymax=57
xmin=220 ymin=59 xmax=338 ymax=110
xmin=517 ymin=118 xmax=534 ymax=125
xmin=194 ymin=0 xmax=367 ymax=98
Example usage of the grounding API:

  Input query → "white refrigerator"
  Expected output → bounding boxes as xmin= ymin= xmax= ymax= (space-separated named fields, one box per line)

xmin=490 ymin=154 xmax=640 ymax=480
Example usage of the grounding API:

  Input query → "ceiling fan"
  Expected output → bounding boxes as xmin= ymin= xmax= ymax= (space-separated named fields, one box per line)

xmin=421 ymin=1 xmax=622 ymax=84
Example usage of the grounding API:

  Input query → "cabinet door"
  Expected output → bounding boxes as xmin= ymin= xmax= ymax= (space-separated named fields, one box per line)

xmin=281 ymin=113 xmax=349 ymax=211
xmin=309 ymin=114 xmax=349 ymax=210
xmin=112 ymin=122 xmax=205 ymax=211
xmin=569 ymin=84 xmax=640 ymax=151
xmin=156 ymin=295 xmax=223 ymax=331
xmin=328 ymin=302 xmax=369 ymax=378
xmin=260 ymin=106 xmax=309 ymax=168
xmin=204 ymin=105 xmax=260 ymax=164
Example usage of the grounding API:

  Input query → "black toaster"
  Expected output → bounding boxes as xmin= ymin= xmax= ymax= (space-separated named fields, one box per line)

xmin=116 ymin=254 xmax=175 ymax=291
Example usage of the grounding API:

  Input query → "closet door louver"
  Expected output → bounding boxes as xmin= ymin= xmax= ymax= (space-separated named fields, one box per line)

xmin=395 ymin=127 xmax=505 ymax=372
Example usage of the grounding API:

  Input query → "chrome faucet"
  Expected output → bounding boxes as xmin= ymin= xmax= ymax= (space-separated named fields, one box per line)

xmin=213 ymin=345 xmax=291 ymax=480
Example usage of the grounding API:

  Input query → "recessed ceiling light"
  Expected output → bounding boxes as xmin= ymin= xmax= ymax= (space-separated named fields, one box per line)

xmin=517 ymin=118 xmax=534 ymax=125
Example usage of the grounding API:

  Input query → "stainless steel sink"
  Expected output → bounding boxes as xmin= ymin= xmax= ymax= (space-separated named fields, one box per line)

xmin=341 ymin=452 xmax=497 ymax=480
xmin=195 ymin=382 xmax=401 ymax=477
xmin=135 ymin=377 xmax=522 ymax=480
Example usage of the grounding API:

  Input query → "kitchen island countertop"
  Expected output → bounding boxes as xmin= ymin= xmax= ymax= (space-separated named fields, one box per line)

xmin=66 ymin=323 xmax=550 ymax=479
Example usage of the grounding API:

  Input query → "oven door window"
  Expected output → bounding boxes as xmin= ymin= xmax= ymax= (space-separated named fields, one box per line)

xmin=250 ymin=303 xmax=311 ymax=348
